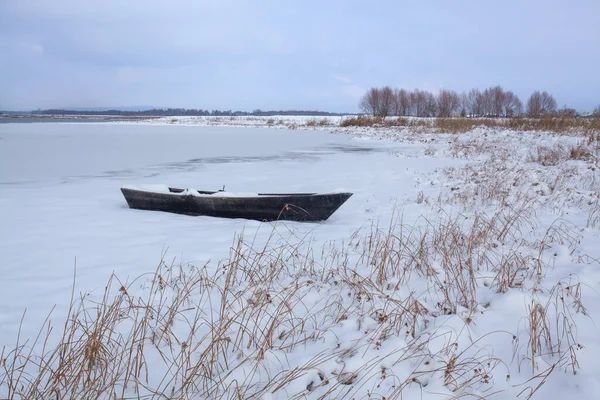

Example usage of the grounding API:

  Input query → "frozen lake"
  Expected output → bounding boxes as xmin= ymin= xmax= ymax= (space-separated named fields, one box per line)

xmin=0 ymin=123 xmax=384 ymax=185
xmin=0 ymin=123 xmax=456 ymax=346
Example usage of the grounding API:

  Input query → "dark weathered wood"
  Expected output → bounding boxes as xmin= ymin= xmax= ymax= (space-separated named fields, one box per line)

xmin=121 ymin=187 xmax=353 ymax=222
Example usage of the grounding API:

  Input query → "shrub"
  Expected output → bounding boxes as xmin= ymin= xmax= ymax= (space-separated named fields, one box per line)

xmin=305 ymin=118 xmax=330 ymax=127
xmin=528 ymin=145 xmax=566 ymax=166
xmin=339 ymin=115 xmax=383 ymax=127
xmin=568 ymin=143 xmax=593 ymax=161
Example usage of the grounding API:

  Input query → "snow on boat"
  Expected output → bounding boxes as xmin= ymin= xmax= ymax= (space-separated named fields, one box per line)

xmin=120 ymin=185 xmax=353 ymax=222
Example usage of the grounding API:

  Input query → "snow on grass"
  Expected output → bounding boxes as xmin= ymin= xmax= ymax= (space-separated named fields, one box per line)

xmin=114 ymin=115 xmax=348 ymax=130
xmin=0 ymin=120 xmax=599 ymax=399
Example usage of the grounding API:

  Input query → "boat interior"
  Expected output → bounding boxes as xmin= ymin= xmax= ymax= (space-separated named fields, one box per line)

xmin=167 ymin=187 xmax=318 ymax=196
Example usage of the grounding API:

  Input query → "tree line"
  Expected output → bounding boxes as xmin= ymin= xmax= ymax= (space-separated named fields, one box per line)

xmin=359 ymin=86 xmax=580 ymax=118
xmin=28 ymin=108 xmax=351 ymax=117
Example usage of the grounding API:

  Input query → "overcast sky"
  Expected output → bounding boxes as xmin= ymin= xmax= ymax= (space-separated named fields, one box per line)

xmin=1 ymin=0 xmax=598 ymax=112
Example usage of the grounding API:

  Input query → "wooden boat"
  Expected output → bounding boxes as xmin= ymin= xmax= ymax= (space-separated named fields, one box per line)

xmin=120 ymin=186 xmax=353 ymax=222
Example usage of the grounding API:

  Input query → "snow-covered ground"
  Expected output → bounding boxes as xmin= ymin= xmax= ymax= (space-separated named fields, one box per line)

xmin=1 ymin=120 xmax=599 ymax=399
xmin=116 ymin=115 xmax=348 ymax=128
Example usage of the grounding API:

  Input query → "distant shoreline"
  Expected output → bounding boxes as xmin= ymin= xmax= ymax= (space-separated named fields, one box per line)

xmin=0 ymin=114 xmax=162 ymax=123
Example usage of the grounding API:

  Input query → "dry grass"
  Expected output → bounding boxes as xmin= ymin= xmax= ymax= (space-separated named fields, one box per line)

xmin=528 ymin=145 xmax=567 ymax=166
xmin=338 ymin=116 xmax=600 ymax=136
xmin=587 ymin=195 xmax=600 ymax=228
xmin=569 ymin=143 xmax=594 ymax=161
xmin=527 ymin=143 xmax=596 ymax=166
xmin=434 ymin=118 xmax=498 ymax=133
xmin=304 ymin=118 xmax=331 ymax=127
xmin=514 ymin=276 xmax=588 ymax=399
xmin=444 ymin=133 xmax=599 ymax=214
xmin=0 ymin=201 xmax=591 ymax=399
xmin=340 ymin=115 xmax=385 ymax=127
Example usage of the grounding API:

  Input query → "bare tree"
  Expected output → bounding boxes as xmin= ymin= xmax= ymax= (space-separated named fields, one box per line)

xmin=541 ymin=91 xmax=557 ymax=115
xmin=392 ymin=88 xmax=401 ymax=116
xmin=479 ymin=86 xmax=505 ymax=117
xmin=469 ymin=89 xmax=485 ymax=117
xmin=459 ymin=91 xmax=470 ymax=117
xmin=436 ymin=89 xmax=461 ymax=117
xmin=503 ymin=91 xmax=523 ymax=117
xmin=359 ymin=88 xmax=379 ymax=116
xmin=379 ymin=86 xmax=395 ymax=118
xmin=527 ymin=90 xmax=557 ymax=117
xmin=425 ymin=92 xmax=437 ymax=117
xmin=481 ymin=88 xmax=492 ymax=116
xmin=409 ymin=89 xmax=437 ymax=117
xmin=459 ymin=92 xmax=468 ymax=117
xmin=411 ymin=90 xmax=426 ymax=117
xmin=527 ymin=91 xmax=543 ymax=117
xmin=359 ymin=87 xmax=395 ymax=118
xmin=490 ymin=86 xmax=505 ymax=117
xmin=394 ymin=88 xmax=411 ymax=116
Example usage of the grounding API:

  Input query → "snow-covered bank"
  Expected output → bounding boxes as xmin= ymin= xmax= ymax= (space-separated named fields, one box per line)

xmin=114 ymin=115 xmax=348 ymax=128
xmin=1 ymin=121 xmax=599 ymax=399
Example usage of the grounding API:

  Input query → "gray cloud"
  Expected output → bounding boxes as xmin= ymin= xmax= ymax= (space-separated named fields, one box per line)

xmin=1 ymin=0 xmax=598 ymax=111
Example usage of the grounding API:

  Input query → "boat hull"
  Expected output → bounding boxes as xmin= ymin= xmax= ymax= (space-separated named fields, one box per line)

xmin=120 ymin=188 xmax=353 ymax=222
